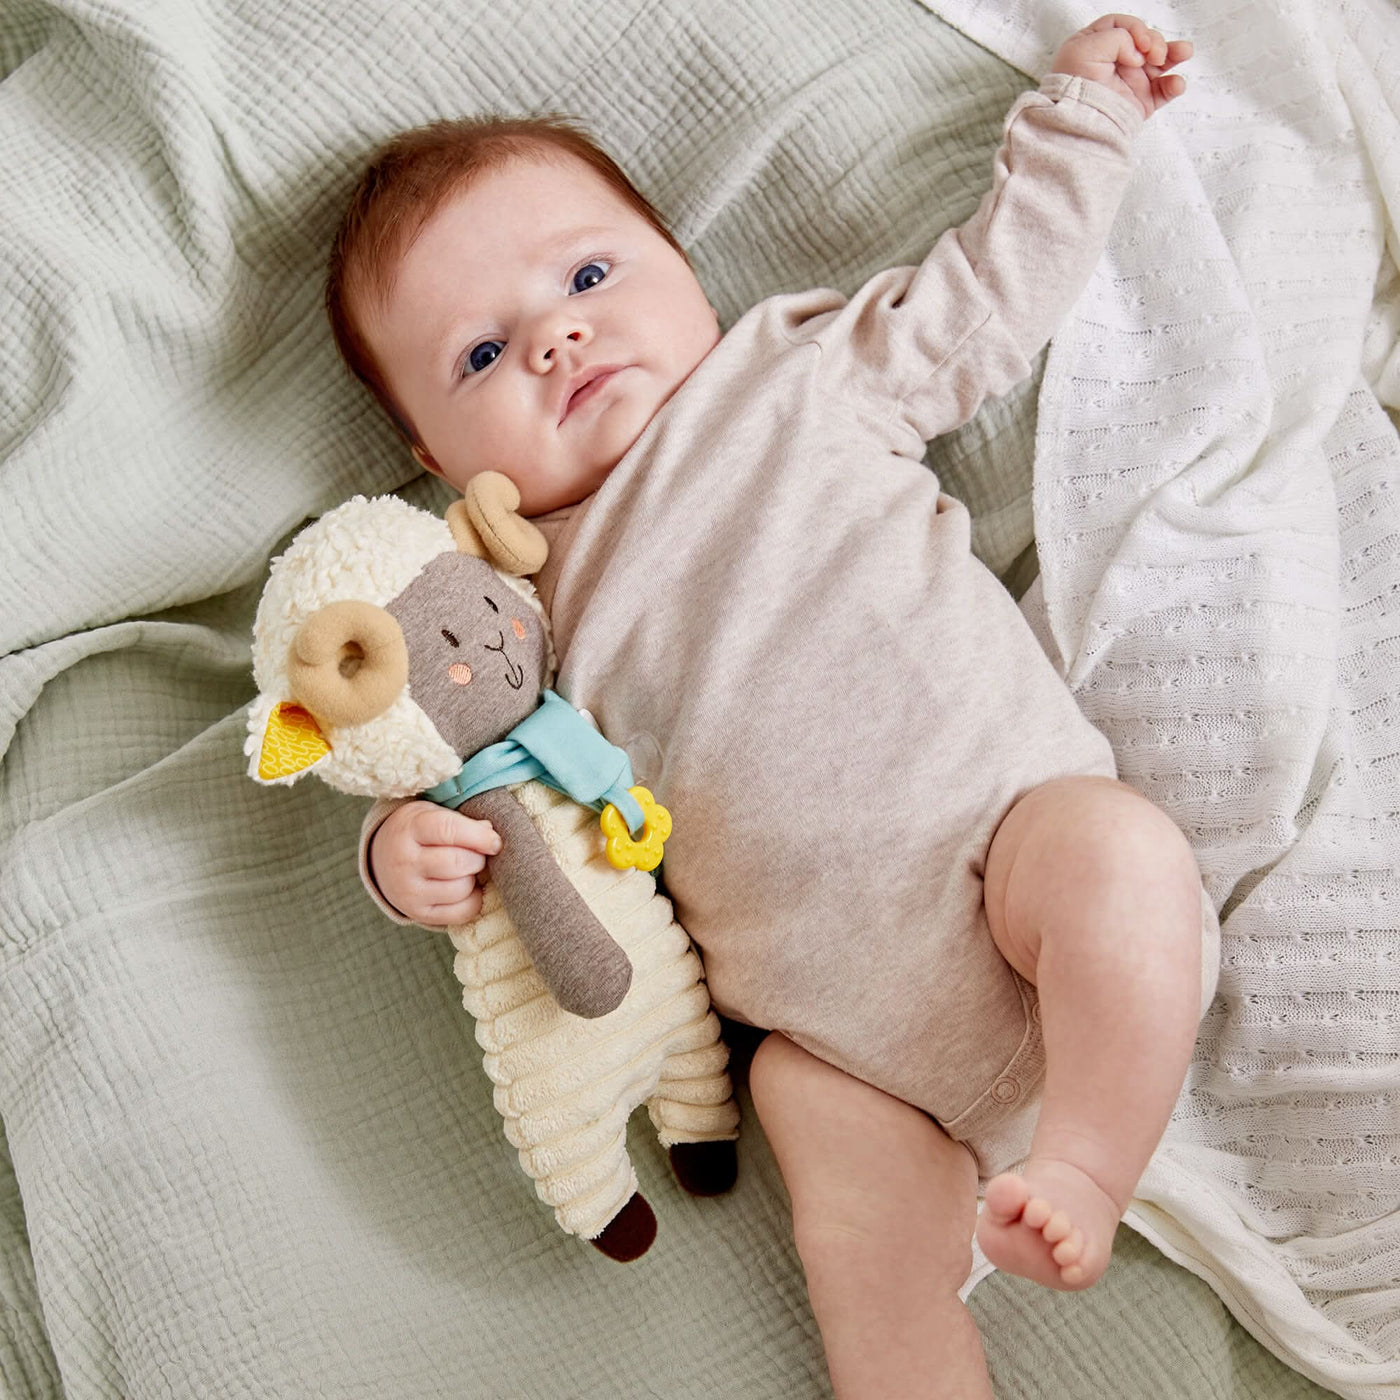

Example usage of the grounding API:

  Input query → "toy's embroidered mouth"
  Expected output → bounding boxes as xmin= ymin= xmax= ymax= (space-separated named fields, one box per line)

xmin=483 ymin=629 xmax=525 ymax=690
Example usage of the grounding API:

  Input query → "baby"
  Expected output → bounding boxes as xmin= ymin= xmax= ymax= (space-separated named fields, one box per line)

xmin=329 ymin=15 xmax=1205 ymax=1398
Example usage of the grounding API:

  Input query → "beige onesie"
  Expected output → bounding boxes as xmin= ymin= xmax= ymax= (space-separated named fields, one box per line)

xmin=360 ymin=75 xmax=1204 ymax=1175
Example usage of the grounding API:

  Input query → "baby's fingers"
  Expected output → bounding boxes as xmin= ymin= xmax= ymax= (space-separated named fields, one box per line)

xmin=1085 ymin=13 xmax=1155 ymax=53
xmin=425 ymin=884 xmax=484 ymax=927
xmin=1078 ymin=21 xmax=1146 ymax=68
xmin=1157 ymin=38 xmax=1194 ymax=70
xmin=421 ymin=844 xmax=487 ymax=880
xmin=1159 ymin=37 xmax=1192 ymax=68
xmin=1154 ymin=72 xmax=1187 ymax=101
xmin=411 ymin=803 xmax=501 ymax=855
xmin=1141 ymin=36 xmax=1191 ymax=110
xmin=1137 ymin=66 xmax=1187 ymax=111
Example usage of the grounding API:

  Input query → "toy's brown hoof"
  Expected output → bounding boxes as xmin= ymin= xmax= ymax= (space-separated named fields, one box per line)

xmin=590 ymin=1193 xmax=656 ymax=1262
xmin=669 ymin=1141 xmax=738 ymax=1197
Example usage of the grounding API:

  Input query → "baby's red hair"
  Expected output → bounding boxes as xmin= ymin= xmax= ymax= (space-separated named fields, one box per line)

xmin=325 ymin=115 xmax=687 ymax=446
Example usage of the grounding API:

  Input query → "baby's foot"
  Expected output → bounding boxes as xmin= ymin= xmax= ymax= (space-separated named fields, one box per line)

xmin=976 ymin=1157 xmax=1121 ymax=1291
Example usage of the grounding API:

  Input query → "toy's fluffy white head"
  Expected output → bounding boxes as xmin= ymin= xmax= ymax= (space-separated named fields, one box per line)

xmin=245 ymin=494 xmax=551 ymax=799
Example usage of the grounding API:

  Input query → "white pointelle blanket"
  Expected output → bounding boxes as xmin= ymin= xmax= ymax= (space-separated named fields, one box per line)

xmin=920 ymin=0 xmax=1400 ymax=1394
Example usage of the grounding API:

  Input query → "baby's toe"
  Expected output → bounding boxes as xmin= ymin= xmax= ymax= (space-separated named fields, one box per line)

xmin=1041 ymin=1209 xmax=1073 ymax=1245
xmin=1022 ymin=1196 xmax=1053 ymax=1230
xmin=983 ymin=1173 xmax=1029 ymax=1223
xmin=1052 ymin=1228 xmax=1084 ymax=1267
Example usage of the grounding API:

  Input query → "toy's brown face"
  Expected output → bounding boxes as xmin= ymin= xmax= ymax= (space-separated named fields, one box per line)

xmin=386 ymin=553 xmax=548 ymax=758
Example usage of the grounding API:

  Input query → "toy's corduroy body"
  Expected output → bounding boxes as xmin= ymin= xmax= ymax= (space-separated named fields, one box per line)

xmin=460 ymin=779 xmax=737 ymax=1240
xmin=247 ymin=479 xmax=739 ymax=1258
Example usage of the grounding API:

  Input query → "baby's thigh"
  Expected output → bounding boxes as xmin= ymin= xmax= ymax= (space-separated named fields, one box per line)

xmin=750 ymin=1033 xmax=979 ymax=1289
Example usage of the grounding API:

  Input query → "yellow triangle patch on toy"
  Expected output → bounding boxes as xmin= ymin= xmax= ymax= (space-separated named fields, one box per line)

xmin=257 ymin=702 xmax=331 ymax=781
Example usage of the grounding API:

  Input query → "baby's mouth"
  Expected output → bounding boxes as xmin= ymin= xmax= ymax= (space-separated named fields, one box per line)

xmin=559 ymin=365 xmax=627 ymax=424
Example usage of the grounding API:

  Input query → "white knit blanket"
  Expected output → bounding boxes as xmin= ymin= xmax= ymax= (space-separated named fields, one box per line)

xmin=916 ymin=0 xmax=1400 ymax=1394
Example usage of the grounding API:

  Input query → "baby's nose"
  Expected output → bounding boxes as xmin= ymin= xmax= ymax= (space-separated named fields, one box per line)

xmin=533 ymin=325 xmax=590 ymax=371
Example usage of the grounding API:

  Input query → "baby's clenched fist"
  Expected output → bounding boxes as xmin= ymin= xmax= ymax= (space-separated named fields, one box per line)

xmin=368 ymin=799 xmax=501 ymax=926
xmin=1053 ymin=13 xmax=1193 ymax=119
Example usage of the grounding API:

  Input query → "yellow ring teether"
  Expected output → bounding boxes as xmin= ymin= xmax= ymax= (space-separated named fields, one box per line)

xmin=600 ymin=786 xmax=672 ymax=872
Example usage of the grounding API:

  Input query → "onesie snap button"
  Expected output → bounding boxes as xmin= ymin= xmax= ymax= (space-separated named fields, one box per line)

xmin=992 ymin=1077 xmax=1020 ymax=1105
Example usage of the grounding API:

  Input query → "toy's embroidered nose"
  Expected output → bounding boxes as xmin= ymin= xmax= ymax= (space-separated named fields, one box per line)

xmin=448 ymin=663 xmax=473 ymax=686
xmin=511 ymin=618 xmax=526 ymax=640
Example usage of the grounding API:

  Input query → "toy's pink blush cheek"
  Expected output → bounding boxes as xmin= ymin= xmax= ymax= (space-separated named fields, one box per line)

xmin=511 ymin=619 xmax=526 ymax=640
xmin=448 ymin=663 xmax=473 ymax=686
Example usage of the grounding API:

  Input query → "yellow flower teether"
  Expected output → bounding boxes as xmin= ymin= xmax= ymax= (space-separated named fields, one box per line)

xmin=600 ymin=786 xmax=672 ymax=872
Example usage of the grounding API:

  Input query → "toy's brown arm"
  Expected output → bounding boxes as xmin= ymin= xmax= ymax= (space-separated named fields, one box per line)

xmin=459 ymin=788 xmax=632 ymax=1019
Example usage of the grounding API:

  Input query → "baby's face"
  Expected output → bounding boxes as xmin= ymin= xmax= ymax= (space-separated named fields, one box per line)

xmin=367 ymin=154 xmax=720 ymax=515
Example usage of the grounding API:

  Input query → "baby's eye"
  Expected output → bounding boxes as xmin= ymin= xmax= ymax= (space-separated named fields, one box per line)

xmin=570 ymin=261 xmax=611 ymax=294
xmin=464 ymin=340 xmax=503 ymax=376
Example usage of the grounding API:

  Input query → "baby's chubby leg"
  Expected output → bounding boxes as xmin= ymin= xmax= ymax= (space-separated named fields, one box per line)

xmin=749 ymin=1033 xmax=993 ymax=1400
xmin=978 ymin=775 xmax=1205 ymax=1290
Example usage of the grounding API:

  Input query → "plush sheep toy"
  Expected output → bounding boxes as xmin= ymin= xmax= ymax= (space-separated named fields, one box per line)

xmin=245 ymin=473 xmax=740 ymax=1261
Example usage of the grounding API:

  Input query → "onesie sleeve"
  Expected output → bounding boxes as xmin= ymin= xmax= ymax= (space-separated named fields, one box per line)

xmin=783 ymin=74 xmax=1144 ymax=445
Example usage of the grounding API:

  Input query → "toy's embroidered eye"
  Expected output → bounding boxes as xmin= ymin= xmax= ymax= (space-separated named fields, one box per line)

xmin=483 ymin=597 xmax=499 ymax=612
xmin=442 ymin=628 xmax=460 ymax=647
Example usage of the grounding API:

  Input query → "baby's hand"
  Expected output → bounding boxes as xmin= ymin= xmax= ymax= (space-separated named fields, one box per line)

xmin=369 ymin=799 xmax=501 ymax=925
xmin=1052 ymin=14 xmax=1192 ymax=120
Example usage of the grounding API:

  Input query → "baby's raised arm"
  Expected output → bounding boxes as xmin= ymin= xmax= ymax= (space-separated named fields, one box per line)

xmin=781 ymin=14 xmax=1191 ymax=446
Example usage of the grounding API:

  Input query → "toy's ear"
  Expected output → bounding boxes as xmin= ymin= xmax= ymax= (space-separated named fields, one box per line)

xmin=252 ymin=701 xmax=331 ymax=784
xmin=446 ymin=471 xmax=549 ymax=576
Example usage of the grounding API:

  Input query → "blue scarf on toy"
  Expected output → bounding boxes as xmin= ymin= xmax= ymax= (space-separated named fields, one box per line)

xmin=421 ymin=689 xmax=645 ymax=835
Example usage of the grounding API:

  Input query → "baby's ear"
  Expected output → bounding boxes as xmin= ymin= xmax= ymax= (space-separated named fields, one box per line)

xmin=411 ymin=443 xmax=443 ymax=478
xmin=446 ymin=471 xmax=549 ymax=575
